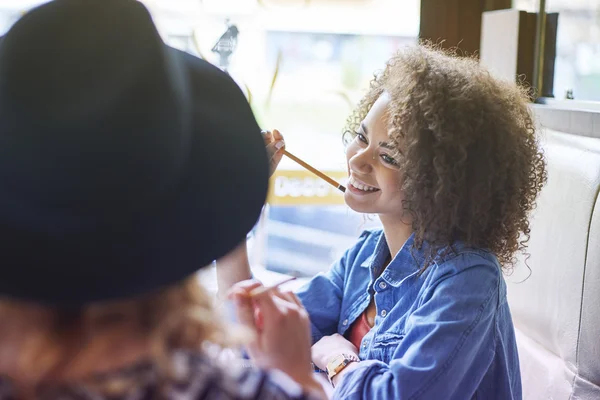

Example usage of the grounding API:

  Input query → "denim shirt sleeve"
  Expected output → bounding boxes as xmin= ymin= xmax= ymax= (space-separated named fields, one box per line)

xmin=296 ymin=231 xmax=372 ymax=344
xmin=334 ymin=262 xmax=500 ymax=400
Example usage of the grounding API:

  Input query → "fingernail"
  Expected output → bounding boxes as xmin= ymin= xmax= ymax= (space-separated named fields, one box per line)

xmin=275 ymin=141 xmax=285 ymax=150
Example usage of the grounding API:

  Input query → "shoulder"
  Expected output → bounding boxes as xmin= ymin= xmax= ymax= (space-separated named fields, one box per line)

xmin=434 ymin=242 xmax=500 ymax=273
xmin=414 ymin=247 xmax=506 ymax=320
xmin=425 ymin=245 xmax=502 ymax=294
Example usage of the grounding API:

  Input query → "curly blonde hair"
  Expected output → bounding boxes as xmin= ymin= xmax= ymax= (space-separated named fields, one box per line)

xmin=0 ymin=276 xmax=232 ymax=397
xmin=344 ymin=44 xmax=547 ymax=269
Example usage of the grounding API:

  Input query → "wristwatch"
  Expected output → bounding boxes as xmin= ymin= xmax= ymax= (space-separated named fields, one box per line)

xmin=326 ymin=353 xmax=360 ymax=385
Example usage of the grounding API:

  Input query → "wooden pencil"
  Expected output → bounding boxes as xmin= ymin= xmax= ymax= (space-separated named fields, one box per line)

xmin=249 ymin=276 xmax=297 ymax=297
xmin=283 ymin=150 xmax=346 ymax=193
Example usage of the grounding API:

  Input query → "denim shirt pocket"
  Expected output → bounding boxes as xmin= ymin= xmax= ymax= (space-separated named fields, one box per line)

xmin=371 ymin=331 xmax=405 ymax=363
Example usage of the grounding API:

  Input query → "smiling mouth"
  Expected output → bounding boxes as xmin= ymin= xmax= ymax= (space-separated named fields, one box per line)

xmin=348 ymin=176 xmax=380 ymax=193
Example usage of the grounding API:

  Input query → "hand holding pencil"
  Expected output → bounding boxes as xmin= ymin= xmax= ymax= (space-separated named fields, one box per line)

xmin=228 ymin=279 xmax=322 ymax=395
xmin=262 ymin=129 xmax=286 ymax=177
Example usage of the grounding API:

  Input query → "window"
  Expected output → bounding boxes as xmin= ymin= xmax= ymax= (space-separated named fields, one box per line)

xmin=189 ymin=0 xmax=419 ymax=277
xmin=515 ymin=0 xmax=600 ymax=101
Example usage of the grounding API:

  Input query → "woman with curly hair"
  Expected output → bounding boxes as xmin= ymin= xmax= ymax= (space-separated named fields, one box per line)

xmin=222 ymin=44 xmax=547 ymax=400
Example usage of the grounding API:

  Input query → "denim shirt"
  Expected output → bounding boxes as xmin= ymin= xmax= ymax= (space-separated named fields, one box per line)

xmin=296 ymin=229 xmax=522 ymax=400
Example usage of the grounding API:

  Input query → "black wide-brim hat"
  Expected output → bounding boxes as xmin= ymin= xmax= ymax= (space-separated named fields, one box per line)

xmin=0 ymin=0 xmax=269 ymax=306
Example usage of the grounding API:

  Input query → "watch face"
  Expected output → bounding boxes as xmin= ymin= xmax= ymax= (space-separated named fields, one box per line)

xmin=328 ymin=354 xmax=346 ymax=369
xmin=327 ymin=354 xmax=352 ymax=377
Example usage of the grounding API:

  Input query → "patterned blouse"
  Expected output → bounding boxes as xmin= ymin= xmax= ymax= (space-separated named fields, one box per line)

xmin=0 ymin=351 xmax=322 ymax=400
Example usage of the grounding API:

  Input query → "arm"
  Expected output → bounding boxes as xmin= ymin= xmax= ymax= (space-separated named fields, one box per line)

xmin=215 ymin=241 xmax=253 ymax=299
xmin=215 ymin=129 xmax=285 ymax=298
xmin=333 ymin=264 xmax=501 ymax=400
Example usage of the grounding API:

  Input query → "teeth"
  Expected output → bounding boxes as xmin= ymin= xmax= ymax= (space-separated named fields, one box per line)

xmin=349 ymin=176 xmax=378 ymax=192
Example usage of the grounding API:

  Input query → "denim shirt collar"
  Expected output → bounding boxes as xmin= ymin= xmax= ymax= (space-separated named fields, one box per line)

xmin=359 ymin=230 xmax=426 ymax=287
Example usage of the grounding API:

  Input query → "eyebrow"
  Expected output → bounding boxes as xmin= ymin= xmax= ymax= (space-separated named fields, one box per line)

xmin=378 ymin=141 xmax=395 ymax=150
xmin=361 ymin=122 xmax=394 ymax=150
xmin=360 ymin=122 xmax=368 ymax=135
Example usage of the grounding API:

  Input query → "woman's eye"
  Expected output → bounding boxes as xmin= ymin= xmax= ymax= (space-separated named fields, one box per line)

xmin=380 ymin=154 xmax=398 ymax=166
xmin=356 ymin=132 xmax=368 ymax=144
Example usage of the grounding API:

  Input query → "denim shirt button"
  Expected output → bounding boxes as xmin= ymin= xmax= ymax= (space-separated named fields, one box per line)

xmin=380 ymin=309 xmax=387 ymax=317
xmin=343 ymin=319 xmax=349 ymax=326
xmin=378 ymin=281 xmax=387 ymax=290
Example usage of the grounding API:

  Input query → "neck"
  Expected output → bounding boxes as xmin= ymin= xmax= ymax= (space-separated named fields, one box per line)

xmin=379 ymin=214 xmax=413 ymax=258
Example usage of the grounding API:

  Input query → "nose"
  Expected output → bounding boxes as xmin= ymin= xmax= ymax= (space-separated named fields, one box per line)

xmin=347 ymin=145 xmax=374 ymax=175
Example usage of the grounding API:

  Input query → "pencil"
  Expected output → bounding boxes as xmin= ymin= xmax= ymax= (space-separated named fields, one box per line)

xmin=249 ymin=276 xmax=297 ymax=297
xmin=283 ymin=150 xmax=346 ymax=193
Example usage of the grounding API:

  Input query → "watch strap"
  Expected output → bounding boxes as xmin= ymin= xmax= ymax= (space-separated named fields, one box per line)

xmin=326 ymin=353 xmax=360 ymax=385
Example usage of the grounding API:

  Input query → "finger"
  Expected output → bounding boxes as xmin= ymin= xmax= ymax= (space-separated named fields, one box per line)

xmin=261 ymin=130 xmax=273 ymax=144
xmin=270 ymin=289 xmax=297 ymax=305
xmin=254 ymin=307 xmax=264 ymax=331
xmin=231 ymin=291 xmax=258 ymax=332
xmin=271 ymin=293 xmax=293 ymax=310
xmin=270 ymin=292 xmax=306 ymax=322
xmin=270 ymin=288 xmax=287 ymax=300
xmin=226 ymin=280 xmax=263 ymax=300
xmin=266 ymin=140 xmax=285 ymax=161
xmin=266 ymin=139 xmax=285 ymax=154
xmin=275 ymin=289 xmax=297 ymax=306
xmin=271 ymin=144 xmax=284 ymax=163
xmin=287 ymin=291 xmax=304 ymax=309
xmin=272 ymin=129 xmax=284 ymax=142
xmin=252 ymin=292 xmax=285 ymax=331
xmin=234 ymin=279 xmax=263 ymax=291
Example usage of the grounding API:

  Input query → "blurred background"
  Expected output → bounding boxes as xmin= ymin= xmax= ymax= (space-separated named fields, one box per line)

xmin=1 ymin=0 xmax=598 ymax=279
xmin=515 ymin=0 xmax=600 ymax=102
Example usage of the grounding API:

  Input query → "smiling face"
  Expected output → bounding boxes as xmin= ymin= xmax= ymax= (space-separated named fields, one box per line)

xmin=344 ymin=92 xmax=406 ymax=221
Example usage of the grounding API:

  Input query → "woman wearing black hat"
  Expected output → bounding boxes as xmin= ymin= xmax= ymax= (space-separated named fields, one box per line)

xmin=0 ymin=0 xmax=326 ymax=399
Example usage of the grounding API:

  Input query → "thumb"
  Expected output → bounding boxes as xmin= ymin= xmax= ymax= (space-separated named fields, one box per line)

xmin=272 ymin=129 xmax=284 ymax=142
xmin=266 ymin=140 xmax=285 ymax=161
xmin=231 ymin=292 xmax=258 ymax=333
xmin=252 ymin=292 xmax=283 ymax=331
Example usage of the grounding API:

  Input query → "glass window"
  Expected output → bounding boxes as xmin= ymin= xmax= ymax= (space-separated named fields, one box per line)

xmin=515 ymin=0 xmax=600 ymax=101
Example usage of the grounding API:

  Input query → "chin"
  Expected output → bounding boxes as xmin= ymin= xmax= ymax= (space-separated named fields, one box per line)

xmin=344 ymin=195 xmax=379 ymax=214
